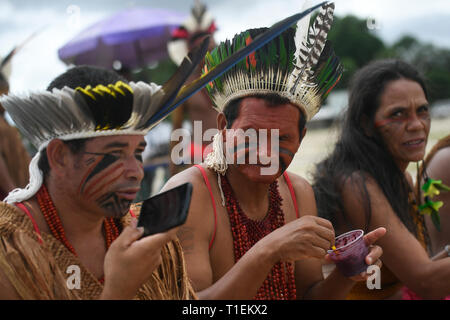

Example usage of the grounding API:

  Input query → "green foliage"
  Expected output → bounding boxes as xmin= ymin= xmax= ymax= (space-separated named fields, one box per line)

xmin=388 ymin=35 xmax=450 ymax=102
xmin=327 ymin=15 xmax=385 ymax=88
xmin=132 ymin=58 xmax=178 ymax=84
xmin=129 ymin=58 xmax=178 ymax=123
xmin=327 ymin=15 xmax=450 ymax=102
xmin=131 ymin=14 xmax=450 ymax=108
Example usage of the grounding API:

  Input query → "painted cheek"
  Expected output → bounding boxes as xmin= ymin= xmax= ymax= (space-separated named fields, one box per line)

xmin=85 ymin=165 xmax=125 ymax=200
xmin=374 ymin=118 xmax=407 ymax=128
xmin=96 ymin=193 xmax=131 ymax=218
xmin=78 ymin=155 xmax=125 ymax=200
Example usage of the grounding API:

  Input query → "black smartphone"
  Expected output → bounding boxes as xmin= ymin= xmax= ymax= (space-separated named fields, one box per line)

xmin=137 ymin=182 xmax=193 ymax=237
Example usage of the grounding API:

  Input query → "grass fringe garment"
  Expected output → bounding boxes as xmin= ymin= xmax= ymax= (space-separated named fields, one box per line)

xmin=0 ymin=202 xmax=196 ymax=300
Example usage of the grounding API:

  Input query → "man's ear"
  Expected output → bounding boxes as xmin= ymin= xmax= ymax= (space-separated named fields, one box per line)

xmin=217 ymin=112 xmax=227 ymax=131
xmin=217 ymin=113 xmax=228 ymax=143
xmin=46 ymin=139 xmax=71 ymax=178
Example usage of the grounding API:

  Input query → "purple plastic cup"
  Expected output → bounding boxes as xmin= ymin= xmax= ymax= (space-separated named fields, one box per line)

xmin=327 ymin=229 xmax=369 ymax=277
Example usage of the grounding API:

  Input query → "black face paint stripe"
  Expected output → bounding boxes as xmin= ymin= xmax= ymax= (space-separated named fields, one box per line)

xmin=280 ymin=157 xmax=288 ymax=173
xmin=97 ymin=193 xmax=131 ymax=218
xmin=280 ymin=148 xmax=295 ymax=158
xmin=80 ymin=153 xmax=120 ymax=193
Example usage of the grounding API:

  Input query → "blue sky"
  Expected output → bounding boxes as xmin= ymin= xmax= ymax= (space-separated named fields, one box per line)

xmin=1 ymin=0 xmax=450 ymax=92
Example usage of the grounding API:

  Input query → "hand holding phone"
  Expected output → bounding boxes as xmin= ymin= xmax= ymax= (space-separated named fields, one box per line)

xmin=137 ymin=182 xmax=193 ymax=237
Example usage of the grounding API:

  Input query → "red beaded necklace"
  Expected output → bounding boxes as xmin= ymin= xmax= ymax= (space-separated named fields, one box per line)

xmin=36 ymin=184 xmax=120 ymax=282
xmin=220 ymin=175 xmax=296 ymax=300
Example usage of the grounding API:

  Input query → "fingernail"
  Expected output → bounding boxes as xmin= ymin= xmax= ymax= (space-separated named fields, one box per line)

xmin=137 ymin=226 xmax=144 ymax=234
xmin=367 ymin=257 xmax=372 ymax=265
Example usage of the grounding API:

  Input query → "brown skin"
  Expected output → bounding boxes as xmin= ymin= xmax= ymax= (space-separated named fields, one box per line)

xmin=341 ymin=79 xmax=450 ymax=299
xmin=162 ymin=97 xmax=385 ymax=300
xmin=0 ymin=135 xmax=176 ymax=300
xmin=423 ymin=146 xmax=450 ymax=256
xmin=0 ymin=87 xmax=19 ymax=196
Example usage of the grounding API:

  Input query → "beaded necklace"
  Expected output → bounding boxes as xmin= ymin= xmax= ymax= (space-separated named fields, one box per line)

xmin=220 ymin=175 xmax=296 ymax=300
xmin=36 ymin=184 xmax=120 ymax=282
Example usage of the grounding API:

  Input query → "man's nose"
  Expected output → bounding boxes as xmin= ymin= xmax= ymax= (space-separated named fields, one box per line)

xmin=123 ymin=156 xmax=144 ymax=181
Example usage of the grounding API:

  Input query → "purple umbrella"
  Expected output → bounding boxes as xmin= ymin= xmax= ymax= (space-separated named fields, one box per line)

xmin=58 ymin=8 xmax=187 ymax=69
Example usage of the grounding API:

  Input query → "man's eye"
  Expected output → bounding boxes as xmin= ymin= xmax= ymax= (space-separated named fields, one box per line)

xmin=135 ymin=153 xmax=143 ymax=162
xmin=418 ymin=105 xmax=429 ymax=113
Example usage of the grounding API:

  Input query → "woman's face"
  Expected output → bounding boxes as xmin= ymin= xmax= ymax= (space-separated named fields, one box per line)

xmin=374 ymin=78 xmax=431 ymax=171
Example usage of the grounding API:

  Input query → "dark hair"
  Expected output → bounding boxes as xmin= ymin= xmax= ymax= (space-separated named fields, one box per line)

xmin=312 ymin=59 xmax=428 ymax=235
xmin=39 ymin=65 xmax=126 ymax=176
xmin=223 ymin=93 xmax=307 ymax=138
xmin=47 ymin=65 xmax=126 ymax=91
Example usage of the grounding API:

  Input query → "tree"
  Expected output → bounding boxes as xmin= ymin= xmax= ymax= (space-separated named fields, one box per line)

xmin=327 ymin=15 xmax=386 ymax=87
xmin=389 ymin=35 xmax=450 ymax=102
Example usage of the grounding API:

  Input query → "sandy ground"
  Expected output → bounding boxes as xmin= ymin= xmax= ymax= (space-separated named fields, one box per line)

xmin=289 ymin=117 xmax=450 ymax=183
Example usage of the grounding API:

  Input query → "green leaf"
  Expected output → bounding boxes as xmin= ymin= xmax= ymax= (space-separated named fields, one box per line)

xmin=431 ymin=211 xmax=441 ymax=232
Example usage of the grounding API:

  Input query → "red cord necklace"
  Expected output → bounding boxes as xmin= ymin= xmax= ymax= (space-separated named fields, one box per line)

xmin=36 ymin=184 xmax=120 ymax=283
xmin=220 ymin=175 xmax=296 ymax=300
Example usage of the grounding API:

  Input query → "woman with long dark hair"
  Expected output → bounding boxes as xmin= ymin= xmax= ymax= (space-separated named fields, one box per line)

xmin=312 ymin=59 xmax=450 ymax=299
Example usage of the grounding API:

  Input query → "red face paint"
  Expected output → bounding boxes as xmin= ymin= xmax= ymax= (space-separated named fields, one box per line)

xmin=374 ymin=118 xmax=408 ymax=129
xmin=228 ymin=97 xmax=302 ymax=183
xmin=373 ymin=79 xmax=430 ymax=169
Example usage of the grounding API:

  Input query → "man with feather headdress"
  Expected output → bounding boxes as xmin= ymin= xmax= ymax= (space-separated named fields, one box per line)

xmin=162 ymin=2 xmax=386 ymax=300
xmin=0 ymin=27 xmax=219 ymax=298
xmin=0 ymin=64 xmax=199 ymax=300
xmin=0 ymin=6 xmax=320 ymax=299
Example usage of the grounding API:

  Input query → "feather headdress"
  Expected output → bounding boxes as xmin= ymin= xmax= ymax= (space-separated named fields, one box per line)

xmin=1 ymin=5 xmax=322 ymax=204
xmin=1 ymin=37 xmax=211 ymax=204
xmin=167 ymin=0 xmax=217 ymax=66
xmin=203 ymin=2 xmax=342 ymax=121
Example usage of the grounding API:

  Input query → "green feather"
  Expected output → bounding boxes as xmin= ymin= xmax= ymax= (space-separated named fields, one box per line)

xmin=279 ymin=37 xmax=287 ymax=71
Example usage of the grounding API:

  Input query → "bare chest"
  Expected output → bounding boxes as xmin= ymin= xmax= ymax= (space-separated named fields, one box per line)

xmin=208 ymin=185 xmax=298 ymax=283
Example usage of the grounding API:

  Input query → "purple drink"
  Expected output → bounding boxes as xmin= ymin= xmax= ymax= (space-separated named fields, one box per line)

xmin=327 ymin=230 xmax=369 ymax=277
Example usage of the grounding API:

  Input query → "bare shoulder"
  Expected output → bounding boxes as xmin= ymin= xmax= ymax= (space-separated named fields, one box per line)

xmin=340 ymin=171 xmax=385 ymax=205
xmin=341 ymin=171 xmax=393 ymax=229
xmin=161 ymin=164 xmax=216 ymax=253
xmin=427 ymin=146 xmax=450 ymax=183
xmin=283 ymin=171 xmax=313 ymax=193
xmin=341 ymin=170 xmax=379 ymax=192
xmin=283 ymin=171 xmax=316 ymax=217
xmin=161 ymin=164 xmax=215 ymax=219
xmin=161 ymin=165 xmax=206 ymax=192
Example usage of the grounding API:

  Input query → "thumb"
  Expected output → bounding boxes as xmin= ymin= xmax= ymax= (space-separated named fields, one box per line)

xmin=363 ymin=227 xmax=387 ymax=246
xmin=134 ymin=231 xmax=174 ymax=249
xmin=117 ymin=225 xmax=145 ymax=247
